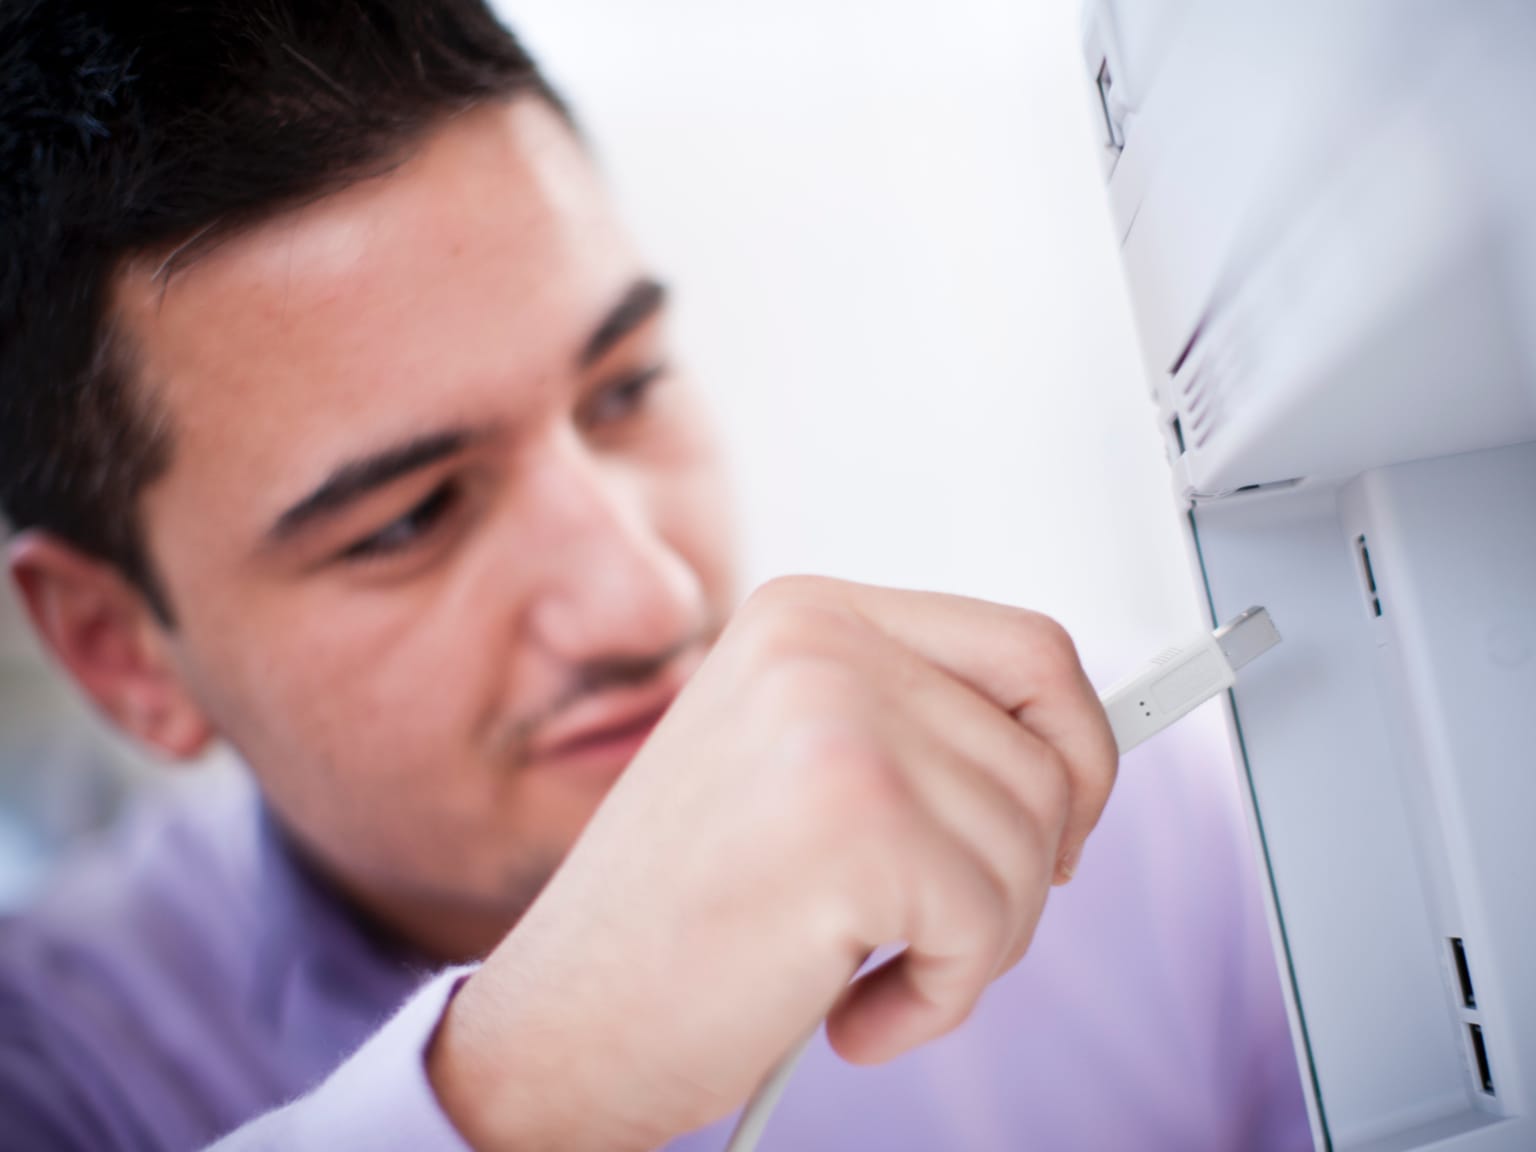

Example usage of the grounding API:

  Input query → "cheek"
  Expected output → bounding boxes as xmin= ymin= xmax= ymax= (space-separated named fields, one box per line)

xmin=183 ymin=580 xmax=501 ymax=797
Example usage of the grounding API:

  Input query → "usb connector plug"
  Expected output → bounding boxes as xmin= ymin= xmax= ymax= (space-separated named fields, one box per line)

xmin=1102 ymin=607 xmax=1281 ymax=753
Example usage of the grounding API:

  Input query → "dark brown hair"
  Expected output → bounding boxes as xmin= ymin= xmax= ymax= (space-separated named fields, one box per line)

xmin=0 ymin=0 xmax=569 ymax=620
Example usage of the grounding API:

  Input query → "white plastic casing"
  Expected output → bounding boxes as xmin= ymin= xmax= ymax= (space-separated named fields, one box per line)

xmin=1102 ymin=634 xmax=1234 ymax=752
xmin=1081 ymin=2 xmax=1536 ymax=1150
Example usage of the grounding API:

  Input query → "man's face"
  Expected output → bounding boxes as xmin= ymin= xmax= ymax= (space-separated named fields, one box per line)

xmin=113 ymin=99 xmax=736 ymax=957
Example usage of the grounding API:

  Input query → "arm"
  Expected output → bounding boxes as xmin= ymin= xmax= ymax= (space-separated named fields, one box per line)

xmin=11 ymin=578 xmax=1116 ymax=1152
xmin=426 ymin=577 xmax=1119 ymax=1151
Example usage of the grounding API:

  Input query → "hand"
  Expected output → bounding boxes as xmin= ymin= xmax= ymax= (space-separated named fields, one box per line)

xmin=428 ymin=576 xmax=1118 ymax=1152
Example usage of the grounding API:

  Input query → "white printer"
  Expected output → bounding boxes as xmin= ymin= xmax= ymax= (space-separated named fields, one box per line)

xmin=1079 ymin=2 xmax=1536 ymax=1149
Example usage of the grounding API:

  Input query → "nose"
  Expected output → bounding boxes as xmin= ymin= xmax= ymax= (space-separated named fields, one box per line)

xmin=520 ymin=427 xmax=704 ymax=667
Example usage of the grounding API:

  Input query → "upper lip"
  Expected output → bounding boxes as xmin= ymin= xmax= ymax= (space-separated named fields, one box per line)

xmin=527 ymin=662 xmax=693 ymax=763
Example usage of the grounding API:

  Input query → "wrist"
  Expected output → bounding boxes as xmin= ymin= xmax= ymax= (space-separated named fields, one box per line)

xmin=425 ymin=969 xmax=647 ymax=1152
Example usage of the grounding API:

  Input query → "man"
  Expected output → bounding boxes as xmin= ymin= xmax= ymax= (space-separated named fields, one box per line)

xmin=0 ymin=1 xmax=1310 ymax=1149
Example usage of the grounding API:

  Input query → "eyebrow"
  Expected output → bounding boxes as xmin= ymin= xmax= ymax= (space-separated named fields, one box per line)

xmin=262 ymin=280 xmax=666 ymax=547
xmin=580 ymin=277 xmax=669 ymax=369
xmin=267 ymin=427 xmax=483 ymax=544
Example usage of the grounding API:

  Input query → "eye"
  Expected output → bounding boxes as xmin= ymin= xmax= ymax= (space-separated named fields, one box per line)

xmin=583 ymin=364 xmax=666 ymax=428
xmin=340 ymin=482 xmax=459 ymax=562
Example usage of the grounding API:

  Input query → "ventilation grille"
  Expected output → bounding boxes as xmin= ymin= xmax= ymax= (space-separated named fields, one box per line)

xmin=1168 ymin=318 xmax=1248 ymax=451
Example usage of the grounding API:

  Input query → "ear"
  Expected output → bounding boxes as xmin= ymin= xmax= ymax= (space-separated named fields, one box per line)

xmin=7 ymin=531 xmax=214 ymax=761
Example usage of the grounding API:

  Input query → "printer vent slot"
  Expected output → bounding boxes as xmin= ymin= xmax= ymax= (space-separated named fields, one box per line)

xmin=1183 ymin=367 xmax=1224 ymax=448
xmin=1356 ymin=535 xmax=1383 ymax=618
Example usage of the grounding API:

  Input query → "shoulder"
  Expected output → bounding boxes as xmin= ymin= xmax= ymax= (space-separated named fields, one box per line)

xmin=0 ymin=770 xmax=268 ymax=1151
xmin=0 ymin=769 xmax=263 ymax=1012
xmin=0 ymin=976 xmax=152 ymax=1152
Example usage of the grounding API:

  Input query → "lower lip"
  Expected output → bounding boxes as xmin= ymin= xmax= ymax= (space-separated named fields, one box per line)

xmin=531 ymin=718 xmax=660 ymax=783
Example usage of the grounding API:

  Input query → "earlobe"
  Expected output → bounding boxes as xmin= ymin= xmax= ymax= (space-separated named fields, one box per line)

xmin=7 ymin=531 xmax=214 ymax=761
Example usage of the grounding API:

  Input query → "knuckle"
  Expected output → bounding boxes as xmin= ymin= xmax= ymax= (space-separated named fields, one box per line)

xmin=735 ymin=607 xmax=821 ymax=676
xmin=746 ymin=574 xmax=803 ymax=613
xmin=735 ymin=585 xmax=863 ymax=674
xmin=746 ymin=574 xmax=836 ymax=614
xmin=1021 ymin=612 xmax=1080 ymax=675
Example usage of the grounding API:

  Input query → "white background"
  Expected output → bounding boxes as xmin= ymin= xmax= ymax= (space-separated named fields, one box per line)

xmin=493 ymin=0 xmax=1203 ymax=668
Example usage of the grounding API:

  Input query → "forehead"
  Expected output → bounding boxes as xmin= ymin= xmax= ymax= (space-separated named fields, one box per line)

xmin=115 ymin=98 xmax=639 ymax=536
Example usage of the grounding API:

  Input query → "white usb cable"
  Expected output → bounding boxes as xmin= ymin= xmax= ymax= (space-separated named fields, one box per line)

xmin=722 ymin=607 xmax=1282 ymax=1152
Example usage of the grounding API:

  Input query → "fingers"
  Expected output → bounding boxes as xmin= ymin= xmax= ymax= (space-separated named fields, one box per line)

xmin=825 ymin=814 xmax=1020 ymax=1065
xmin=861 ymin=584 xmax=1118 ymax=881
xmin=708 ymin=578 xmax=1121 ymax=1078
xmin=881 ymin=713 xmax=1058 ymax=969
xmin=757 ymin=577 xmax=1120 ymax=881
xmin=856 ymin=630 xmax=1066 ymax=948
xmin=817 ymin=677 xmax=1059 ymax=1063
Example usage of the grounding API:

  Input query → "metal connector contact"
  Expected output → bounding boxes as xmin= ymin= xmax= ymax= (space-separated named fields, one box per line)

xmin=1214 ymin=606 xmax=1282 ymax=672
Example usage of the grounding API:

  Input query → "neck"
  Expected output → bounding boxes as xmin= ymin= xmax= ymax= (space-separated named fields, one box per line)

xmin=272 ymin=819 xmax=530 ymax=966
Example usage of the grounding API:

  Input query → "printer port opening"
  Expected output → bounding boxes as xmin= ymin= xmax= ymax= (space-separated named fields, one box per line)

xmin=1096 ymin=60 xmax=1124 ymax=152
xmin=1450 ymin=937 xmax=1476 ymax=1009
xmin=1469 ymin=1023 xmax=1495 ymax=1096
xmin=1356 ymin=535 xmax=1383 ymax=618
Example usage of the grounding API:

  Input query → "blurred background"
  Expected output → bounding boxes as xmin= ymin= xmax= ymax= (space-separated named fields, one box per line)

xmin=0 ymin=0 xmax=1208 ymax=908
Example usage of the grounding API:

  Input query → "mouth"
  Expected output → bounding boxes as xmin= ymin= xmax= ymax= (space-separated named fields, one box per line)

xmin=526 ymin=671 xmax=687 ymax=782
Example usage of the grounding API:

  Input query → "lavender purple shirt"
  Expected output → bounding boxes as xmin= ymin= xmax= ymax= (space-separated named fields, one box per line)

xmin=0 ymin=727 xmax=1311 ymax=1151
